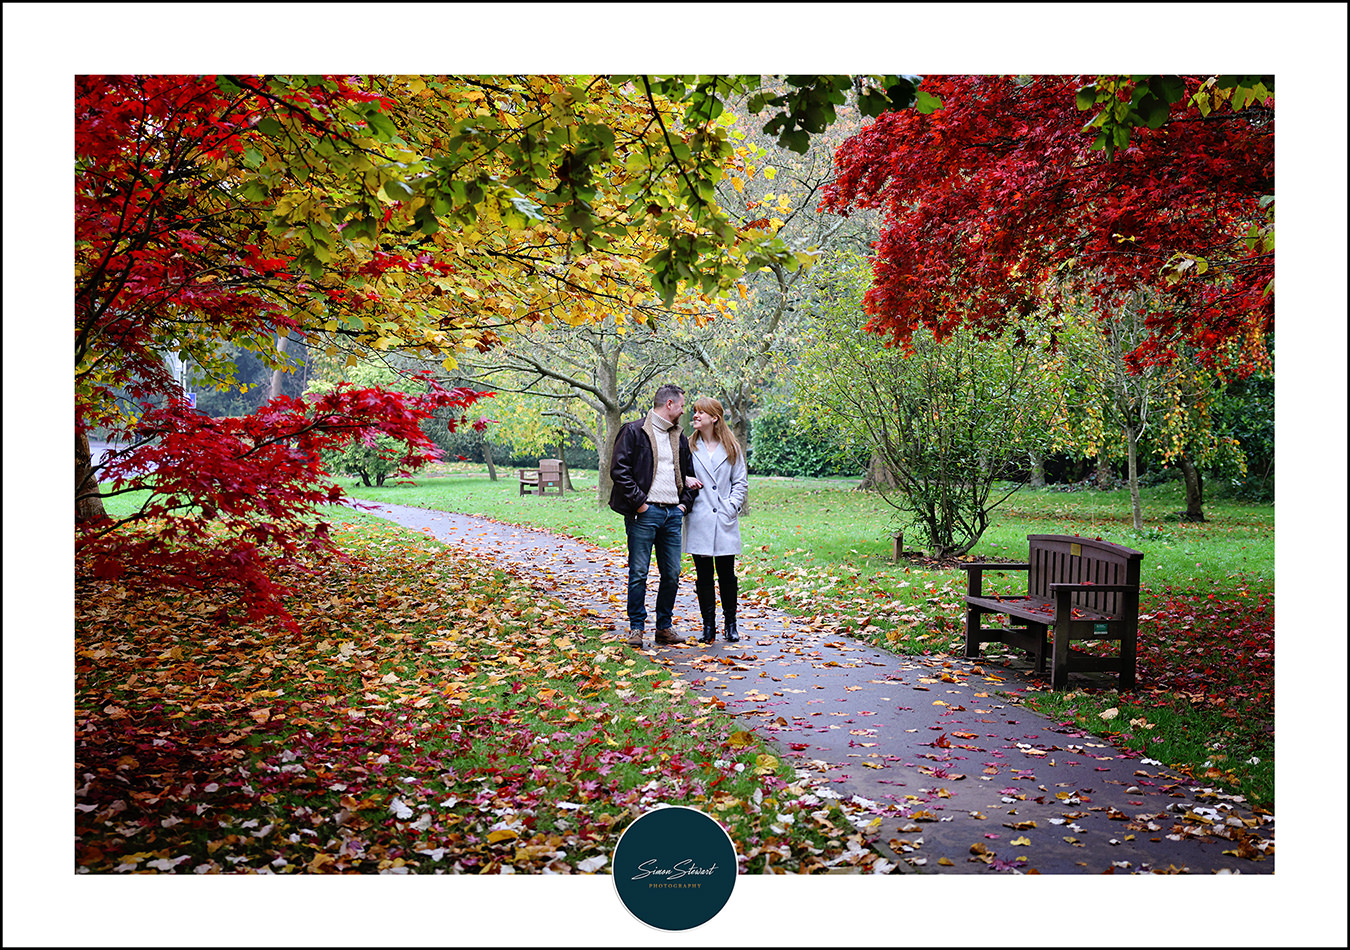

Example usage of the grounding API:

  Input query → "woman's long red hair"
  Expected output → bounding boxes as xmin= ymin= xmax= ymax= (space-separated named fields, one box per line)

xmin=689 ymin=396 xmax=742 ymax=465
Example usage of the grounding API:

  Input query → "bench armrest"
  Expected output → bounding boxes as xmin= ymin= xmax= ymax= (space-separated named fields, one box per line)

xmin=1048 ymin=583 xmax=1138 ymax=593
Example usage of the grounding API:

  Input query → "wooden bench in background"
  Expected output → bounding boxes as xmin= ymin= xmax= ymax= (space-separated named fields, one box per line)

xmin=517 ymin=458 xmax=565 ymax=496
xmin=960 ymin=534 xmax=1144 ymax=690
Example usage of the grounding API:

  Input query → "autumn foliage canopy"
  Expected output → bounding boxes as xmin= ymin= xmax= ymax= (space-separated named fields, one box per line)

xmin=75 ymin=74 xmax=917 ymax=625
xmin=75 ymin=75 xmax=488 ymax=626
xmin=821 ymin=75 xmax=1274 ymax=373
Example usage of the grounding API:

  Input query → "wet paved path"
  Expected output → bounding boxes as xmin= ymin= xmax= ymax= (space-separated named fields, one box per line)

xmin=353 ymin=501 xmax=1274 ymax=874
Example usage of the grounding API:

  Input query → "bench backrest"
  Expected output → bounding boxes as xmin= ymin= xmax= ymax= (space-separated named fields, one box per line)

xmin=539 ymin=459 xmax=563 ymax=478
xmin=1026 ymin=535 xmax=1143 ymax=617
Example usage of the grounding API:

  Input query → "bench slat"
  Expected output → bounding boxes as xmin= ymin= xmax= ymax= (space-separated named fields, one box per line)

xmin=966 ymin=595 xmax=1114 ymax=624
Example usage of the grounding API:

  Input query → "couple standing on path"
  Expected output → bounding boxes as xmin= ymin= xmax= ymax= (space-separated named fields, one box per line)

xmin=608 ymin=384 xmax=747 ymax=650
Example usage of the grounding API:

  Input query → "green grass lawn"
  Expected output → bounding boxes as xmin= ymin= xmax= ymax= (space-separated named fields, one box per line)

xmin=343 ymin=467 xmax=1272 ymax=591
xmin=345 ymin=467 xmax=1276 ymax=808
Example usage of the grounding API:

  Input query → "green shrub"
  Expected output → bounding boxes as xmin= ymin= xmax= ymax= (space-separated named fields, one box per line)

xmin=321 ymin=433 xmax=409 ymax=487
xmin=749 ymin=405 xmax=863 ymax=478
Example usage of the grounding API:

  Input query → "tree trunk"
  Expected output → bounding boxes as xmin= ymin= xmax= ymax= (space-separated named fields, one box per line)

xmin=1028 ymin=449 xmax=1045 ymax=488
xmin=483 ymin=438 xmax=498 ymax=481
xmin=76 ymin=430 xmax=109 ymax=524
xmin=596 ymin=407 xmax=624 ymax=509
xmin=1177 ymin=454 xmax=1206 ymax=521
xmin=1125 ymin=426 xmax=1143 ymax=531
xmin=859 ymin=452 xmax=900 ymax=491
xmin=729 ymin=413 xmax=751 ymax=460
xmin=1095 ymin=451 xmax=1112 ymax=490
xmin=269 ymin=333 xmax=290 ymax=401
xmin=555 ymin=436 xmax=575 ymax=491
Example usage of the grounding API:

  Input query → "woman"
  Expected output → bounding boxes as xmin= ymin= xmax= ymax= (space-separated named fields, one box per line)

xmin=683 ymin=397 xmax=749 ymax=643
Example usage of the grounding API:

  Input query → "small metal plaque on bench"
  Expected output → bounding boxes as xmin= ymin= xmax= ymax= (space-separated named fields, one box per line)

xmin=1070 ymin=543 xmax=1081 ymax=556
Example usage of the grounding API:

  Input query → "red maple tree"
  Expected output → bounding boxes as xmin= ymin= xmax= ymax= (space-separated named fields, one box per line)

xmin=821 ymin=75 xmax=1274 ymax=372
xmin=75 ymin=75 xmax=486 ymax=628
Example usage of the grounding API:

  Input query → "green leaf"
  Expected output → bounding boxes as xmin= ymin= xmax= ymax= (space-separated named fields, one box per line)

xmin=1136 ymin=94 xmax=1169 ymax=130
xmin=255 ymin=117 xmax=282 ymax=137
xmin=883 ymin=77 xmax=918 ymax=111
xmin=858 ymin=91 xmax=887 ymax=118
xmin=344 ymin=217 xmax=377 ymax=242
xmin=916 ymin=90 xmax=944 ymax=114
xmin=1076 ymin=84 xmax=1099 ymax=111
xmin=1151 ymin=75 xmax=1187 ymax=104
xmin=365 ymin=109 xmax=397 ymax=141
xmin=384 ymin=180 xmax=415 ymax=202
xmin=781 ymin=130 xmax=810 ymax=154
xmin=414 ymin=205 xmax=440 ymax=236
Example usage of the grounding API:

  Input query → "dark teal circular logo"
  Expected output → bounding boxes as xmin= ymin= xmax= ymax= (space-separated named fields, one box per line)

xmin=612 ymin=805 xmax=737 ymax=931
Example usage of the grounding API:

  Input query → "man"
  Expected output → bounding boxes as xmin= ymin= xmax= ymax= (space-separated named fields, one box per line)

xmin=608 ymin=384 xmax=702 ymax=648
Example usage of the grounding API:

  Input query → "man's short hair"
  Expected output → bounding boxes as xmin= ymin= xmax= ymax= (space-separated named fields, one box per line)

xmin=653 ymin=383 xmax=685 ymax=408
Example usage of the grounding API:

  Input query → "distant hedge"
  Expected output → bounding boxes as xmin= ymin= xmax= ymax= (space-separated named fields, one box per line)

xmin=749 ymin=405 xmax=865 ymax=478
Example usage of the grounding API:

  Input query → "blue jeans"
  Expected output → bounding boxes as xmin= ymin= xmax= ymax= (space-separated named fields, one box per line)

xmin=624 ymin=504 xmax=684 ymax=632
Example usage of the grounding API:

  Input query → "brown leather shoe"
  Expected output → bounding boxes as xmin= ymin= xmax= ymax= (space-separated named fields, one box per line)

xmin=654 ymin=628 xmax=684 ymax=645
xmin=627 ymin=628 xmax=645 ymax=647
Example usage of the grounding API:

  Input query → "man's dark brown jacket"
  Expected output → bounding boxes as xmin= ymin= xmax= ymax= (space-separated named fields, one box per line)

xmin=608 ymin=414 xmax=698 ymax=515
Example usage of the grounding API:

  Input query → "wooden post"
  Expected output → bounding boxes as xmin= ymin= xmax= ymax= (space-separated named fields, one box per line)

xmin=891 ymin=530 xmax=904 ymax=562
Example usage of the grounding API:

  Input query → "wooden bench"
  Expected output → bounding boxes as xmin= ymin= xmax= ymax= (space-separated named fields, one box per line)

xmin=517 ymin=458 xmax=565 ymax=496
xmin=960 ymin=535 xmax=1144 ymax=690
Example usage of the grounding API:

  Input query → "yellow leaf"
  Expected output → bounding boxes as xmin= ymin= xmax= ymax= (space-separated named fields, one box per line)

xmin=1099 ymin=708 xmax=1119 ymax=721
xmin=486 ymin=828 xmax=518 ymax=844
xmin=249 ymin=708 xmax=271 ymax=724
xmin=1010 ymin=836 xmax=1032 ymax=846
xmin=938 ymin=857 xmax=955 ymax=866
xmin=728 ymin=730 xmax=755 ymax=748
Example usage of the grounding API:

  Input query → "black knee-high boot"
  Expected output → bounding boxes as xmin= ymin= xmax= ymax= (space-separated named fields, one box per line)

xmin=700 ymin=617 xmax=716 ymax=643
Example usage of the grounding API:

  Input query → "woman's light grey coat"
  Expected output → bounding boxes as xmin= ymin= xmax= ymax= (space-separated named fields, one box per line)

xmin=682 ymin=441 xmax=749 ymax=556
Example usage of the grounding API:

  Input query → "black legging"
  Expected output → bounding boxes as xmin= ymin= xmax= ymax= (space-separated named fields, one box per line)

xmin=692 ymin=554 xmax=737 ymax=624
